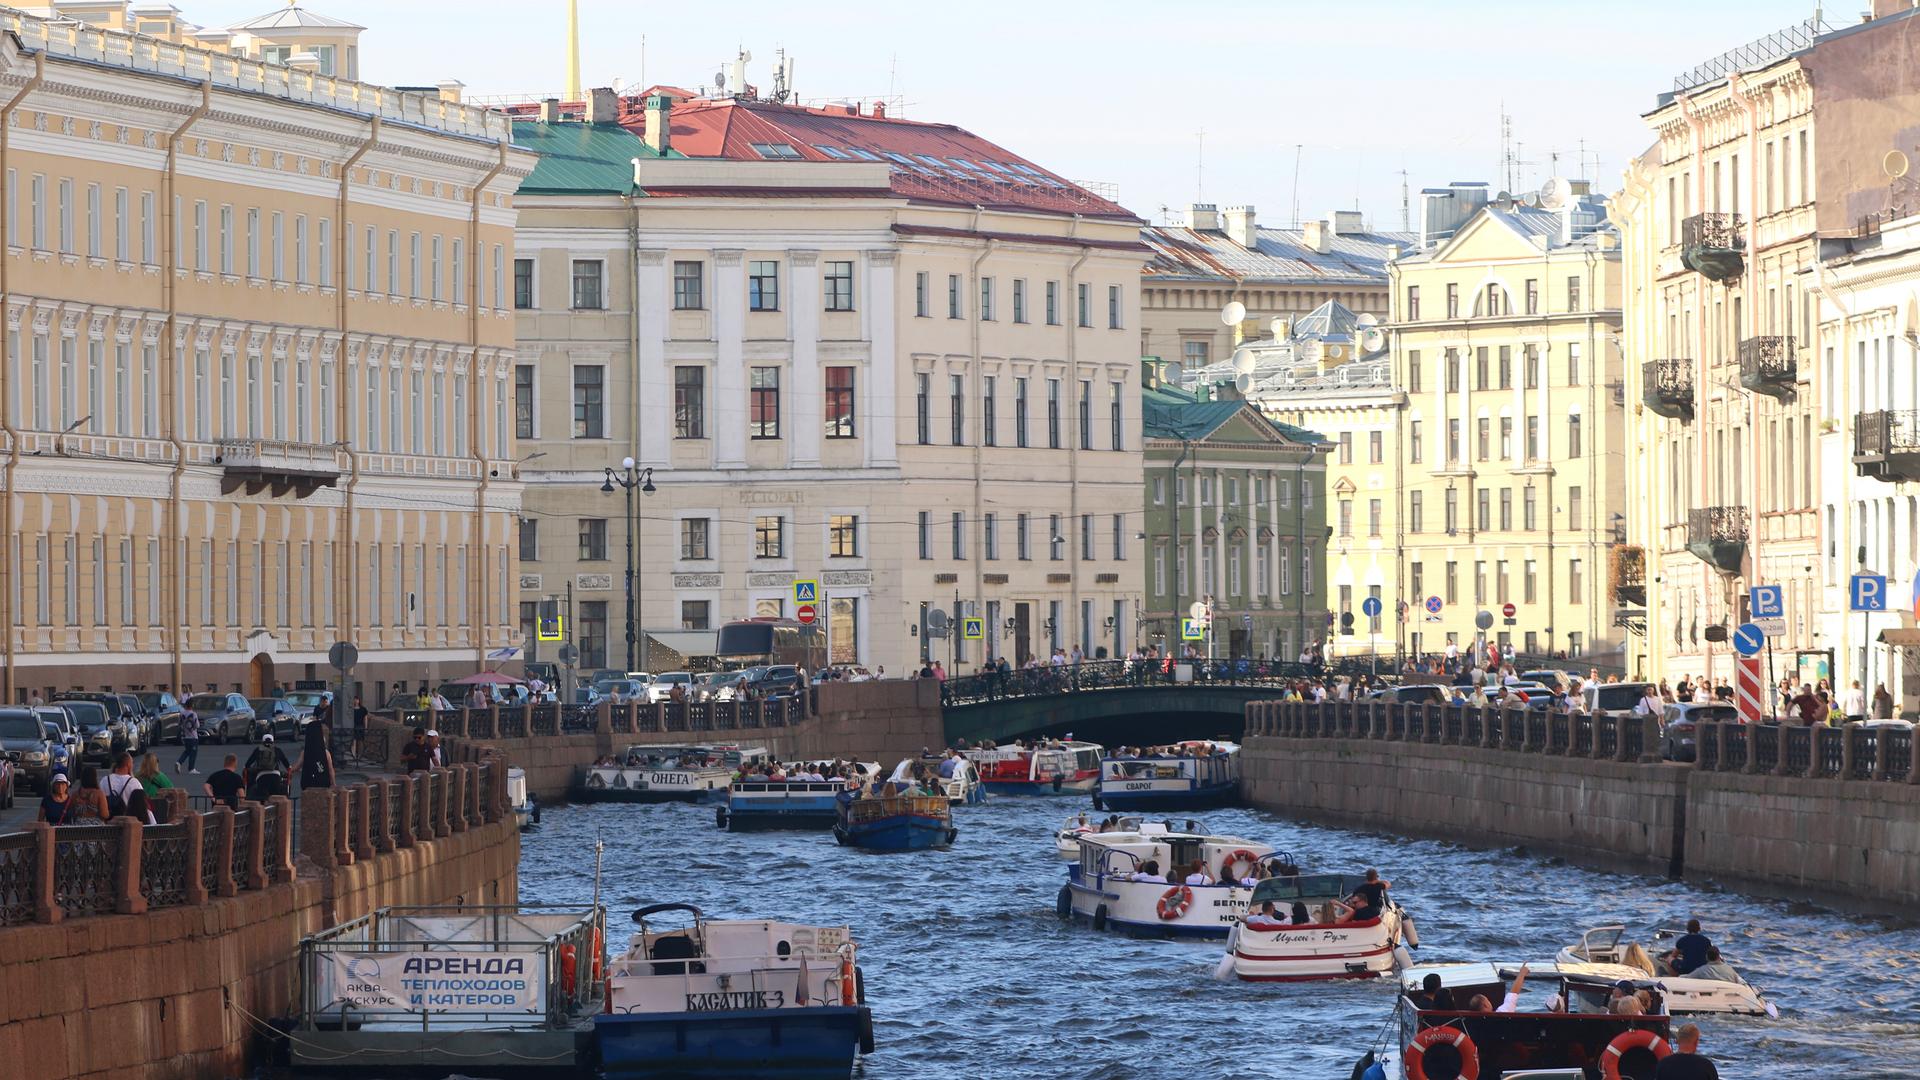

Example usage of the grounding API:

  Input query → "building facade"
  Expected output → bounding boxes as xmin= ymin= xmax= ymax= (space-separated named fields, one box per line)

xmin=1140 ymin=374 xmax=1328 ymax=660
xmin=0 ymin=6 xmax=533 ymax=702
xmin=512 ymin=88 xmax=1146 ymax=677
xmin=1388 ymin=188 xmax=1627 ymax=667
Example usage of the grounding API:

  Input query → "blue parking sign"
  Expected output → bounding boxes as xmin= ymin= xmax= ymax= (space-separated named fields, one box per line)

xmin=1851 ymin=574 xmax=1888 ymax=611
xmin=1749 ymin=585 xmax=1783 ymax=619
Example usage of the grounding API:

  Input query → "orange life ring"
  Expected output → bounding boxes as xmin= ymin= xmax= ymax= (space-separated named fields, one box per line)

xmin=559 ymin=943 xmax=578 ymax=997
xmin=1405 ymin=1025 xmax=1479 ymax=1080
xmin=1156 ymin=885 xmax=1193 ymax=921
xmin=840 ymin=954 xmax=857 ymax=1005
xmin=1601 ymin=1029 xmax=1671 ymax=1080
xmin=590 ymin=928 xmax=604 ymax=982
xmin=1219 ymin=848 xmax=1260 ymax=881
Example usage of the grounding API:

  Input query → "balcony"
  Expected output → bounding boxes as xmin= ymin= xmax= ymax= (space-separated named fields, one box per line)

xmin=1680 ymin=212 xmax=1745 ymax=282
xmin=1853 ymin=409 xmax=1920 ymax=482
xmin=1641 ymin=359 xmax=1694 ymax=421
xmin=1609 ymin=544 xmax=1646 ymax=607
xmin=215 ymin=438 xmax=343 ymax=497
xmin=1737 ymin=336 xmax=1796 ymax=401
xmin=1686 ymin=506 xmax=1748 ymax=574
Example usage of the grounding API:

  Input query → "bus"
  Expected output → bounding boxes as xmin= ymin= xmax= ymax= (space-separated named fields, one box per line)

xmin=714 ymin=618 xmax=827 ymax=672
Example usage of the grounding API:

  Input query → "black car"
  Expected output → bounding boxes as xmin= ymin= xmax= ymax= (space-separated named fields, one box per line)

xmin=0 ymin=707 xmax=58 ymax=792
xmin=59 ymin=700 xmax=125 ymax=763
xmin=248 ymin=698 xmax=300 ymax=740
xmin=53 ymin=692 xmax=141 ymax=754
xmin=752 ymin=665 xmax=805 ymax=696
xmin=136 ymin=691 xmax=189 ymax=742
xmin=1660 ymin=702 xmax=1737 ymax=762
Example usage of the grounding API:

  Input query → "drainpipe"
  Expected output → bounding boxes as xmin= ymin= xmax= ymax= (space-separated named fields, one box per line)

xmin=335 ymin=118 xmax=379 ymax=685
xmin=1725 ymin=73 xmax=1764 ymax=691
xmin=1677 ymin=92 xmax=1710 ymax=676
xmin=0 ymin=50 xmax=45 ymax=700
xmin=162 ymin=82 xmax=212 ymax=696
xmin=966 ymin=212 xmax=995 ymax=668
xmin=466 ymin=139 xmax=509 ymax=668
xmin=1064 ymin=220 xmax=1090 ymax=659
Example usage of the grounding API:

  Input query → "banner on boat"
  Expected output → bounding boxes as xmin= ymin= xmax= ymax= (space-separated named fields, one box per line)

xmin=326 ymin=951 xmax=547 ymax=1013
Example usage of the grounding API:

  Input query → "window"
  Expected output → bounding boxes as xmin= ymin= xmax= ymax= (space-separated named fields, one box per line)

xmin=1112 ymin=514 xmax=1125 ymax=561
xmin=1524 ymin=486 xmax=1537 ymax=531
xmin=1499 ymin=417 xmax=1513 ymax=459
xmin=824 ymin=260 xmax=854 ymax=311
xmin=680 ymin=518 xmax=710 ymax=560
xmin=1524 ymin=345 xmax=1539 ymax=389
xmin=755 ymin=516 xmax=785 ymax=558
xmin=1015 ymin=377 xmax=1030 ymax=448
xmin=1078 ymin=380 xmax=1092 ymax=449
xmin=950 ymin=374 xmax=966 ymax=445
xmin=917 ymin=512 xmax=931 ymax=559
xmin=1409 ymin=491 xmax=1424 ymax=533
xmin=1017 ymin=513 xmax=1031 ymax=560
xmin=674 ymin=366 xmax=705 ymax=438
xmin=829 ymin=515 xmax=859 ymax=557
xmin=578 ymin=519 xmax=608 ymax=561
xmin=1566 ymin=343 xmax=1582 ymax=386
xmin=1498 ymin=346 xmax=1511 ymax=389
xmin=1110 ymin=381 xmax=1124 ymax=450
xmin=518 ymin=519 xmax=539 ymax=561
xmin=86 ymin=184 xmax=100 ymax=259
xmin=1409 ymin=420 xmax=1422 ymax=464
xmin=1568 ymin=485 xmax=1583 ymax=525
xmin=915 ymin=373 xmax=931 ymax=445
xmin=979 ymin=276 xmax=995 ymax=321
xmin=982 ymin=376 xmax=997 ymax=446
xmin=1477 ymin=418 xmax=1490 ymax=461
xmin=1338 ymin=432 xmax=1354 ymax=465
xmin=1568 ymin=414 xmax=1583 ymax=458
xmin=571 ymin=259 xmax=603 ymax=309
xmin=1444 ymin=349 xmax=1460 ymax=392
xmin=948 ymin=274 xmax=962 ymax=318
xmin=579 ymin=602 xmax=608 ymax=669
xmin=1525 ymin=278 xmax=1538 ymax=314
xmin=1013 ymin=279 xmax=1027 ymax=323
xmin=1566 ymin=275 xmax=1582 ymax=312
xmin=1477 ymin=489 xmax=1491 ymax=532
xmin=1368 ymin=499 xmax=1382 ymax=537
xmin=1045 ymin=281 xmax=1060 ymax=325
xmin=1049 ymin=515 xmax=1064 ymax=561
xmin=951 ymin=512 xmax=965 ymax=559
xmin=1444 ymin=488 xmax=1459 ymax=534
xmin=673 ymin=260 xmax=703 ymax=309
xmin=1569 ymin=558 xmax=1584 ymax=603
xmin=1405 ymin=285 xmax=1419 ymax=321
xmin=1483 ymin=283 xmax=1501 ymax=317
xmin=1046 ymin=379 xmax=1062 ymax=449
xmin=1524 ymin=559 xmax=1538 ymax=603
xmin=1338 ymin=499 xmax=1354 ymax=537
xmin=680 ymin=601 xmax=711 ymax=630
xmin=984 ymin=513 xmax=999 ymax=560
xmin=825 ymin=367 xmax=856 ymax=437
xmin=572 ymin=366 xmax=604 ymax=438
xmin=748 ymin=260 xmax=779 ymax=311
xmin=1447 ymin=419 xmax=1460 ymax=463
xmin=57 ymin=179 xmax=72 ymax=254
xmin=915 ymin=271 xmax=929 ymax=317
xmin=1368 ymin=430 xmax=1383 ymax=464
xmin=1081 ymin=513 xmax=1094 ymax=561
xmin=1445 ymin=283 xmax=1459 ymax=319
xmin=750 ymin=367 xmax=781 ymax=438
xmin=1077 ymin=283 xmax=1092 ymax=327
xmin=1499 ymin=488 xmax=1512 ymax=531
xmin=1107 ymin=284 xmax=1122 ymax=329
xmin=1474 ymin=561 xmax=1487 ymax=605
xmin=514 ymin=365 xmax=535 ymax=439
xmin=1526 ymin=416 xmax=1540 ymax=460
xmin=1476 ymin=347 xmax=1490 ymax=390
xmin=1445 ymin=561 xmax=1458 ymax=604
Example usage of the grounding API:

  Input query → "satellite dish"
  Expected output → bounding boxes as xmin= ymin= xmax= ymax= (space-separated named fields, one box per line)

xmin=1220 ymin=301 xmax=1247 ymax=326
xmin=1355 ymin=312 xmax=1379 ymax=329
xmin=1361 ymin=328 xmax=1386 ymax=352
xmin=1886 ymin=149 xmax=1912 ymax=181
xmin=1234 ymin=372 xmax=1253 ymax=394
xmin=1269 ymin=317 xmax=1290 ymax=339
xmin=1232 ymin=347 xmax=1256 ymax=375
xmin=1538 ymin=176 xmax=1573 ymax=210
xmin=1164 ymin=361 xmax=1185 ymax=387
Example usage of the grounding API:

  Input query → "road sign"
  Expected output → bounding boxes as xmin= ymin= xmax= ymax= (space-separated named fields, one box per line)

xmin=1241 ymin=614 xmax=1253 ymax=629
xmin=962 ymin=617 xmax=984 ymax=640
xmin=1731 ymin=622 xmax=1765 ymax=657
xmin=1425 ymin=596 xmax=1443 ymax=615
xmin=1181 ymin=618 xmax=1205 ymax=640
xmin=328 ymin=641 xmax=359 ymax=671
xmin=1749 ymin=585 xmax=1784 ymax=619
xmin=1474 ymin=610 xmax=1494 ymax=631
xmin=557 ymin=642 xmax=580 ymax=667
xmin=1361 ymin=596 xmax=1383 ymax=618
xmin=793 ymin=579 xmax=818 ymax=605
xmin=1340 ymin=612 xmax=1355 ymax=628
xmin=1753 ymin=616 xmax=1788 ymax=637
xmin=1188 ymin=601 xmax=1210 ymax=624
xmin=537 ymin=612 xmax=565 ymax=641
xmin=1501 ymin=602 xmax=1517 ymax=619
xmin=796 ymin=603 xmax=817 ymax=625
xmin=1735 ymin=656 xmax=1764 ymax=724
xmin=1850 ymin=574 xmax=1887 ymax=611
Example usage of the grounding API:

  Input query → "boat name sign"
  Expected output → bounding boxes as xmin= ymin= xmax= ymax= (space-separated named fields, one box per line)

xmin=686 ymin=989 xmax=785 ymax=1012
xmin=329 ymin=952 xmax=544 ymax=1013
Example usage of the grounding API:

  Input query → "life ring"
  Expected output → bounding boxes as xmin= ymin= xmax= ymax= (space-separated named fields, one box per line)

xmin=1157 ymin=885 xmax=1193 ymax=921
xmin=840 ymin=953 xmax=857 ymax=1006
xmin=1405 ymin=1025 xmax=1479 ymax=1080
xmin=1601 ymin=1029 xmax=1670 ymax=1080
xmin=1218 ymin=848 xmax=1260 ymax=881
xmin=558 ymin=943 xmax=577 ymax=998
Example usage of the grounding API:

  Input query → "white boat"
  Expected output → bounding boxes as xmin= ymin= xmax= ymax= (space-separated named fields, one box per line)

xmin=1093 ymin=741 xmax=1241 ymax=810
xmin=1226 ymin=872 xmax=1412 ymax=982
xmin=1059 ymin=823 xmax=1284 ymax=938
xmin=1053 ymin=814 xmax=1201 ymax=861
xmin=579 ymin=744 xmax=769 ymax=802
xmin=885 ymin=756 xmax=986 ymax=806
xmin=963 ymin=740 xmax=1102 ymax=795
xmin=1557 ymin=926 xmax=1775 ymax=1017
xmin=507 ymin=766 xmax=539 ymax=829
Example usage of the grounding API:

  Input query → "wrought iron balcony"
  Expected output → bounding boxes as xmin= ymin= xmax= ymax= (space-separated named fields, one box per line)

xmin=1853 ymin=409 xmax=1920 ymax=482
xmin=1686 ymin=506 xmax=1748 ymax=574
xmin=214 ymin=438 xmax=343 ymax=497
xmin=1610 ymin=544 xmax=1646 ymax=607
xmin=1641 ymin=359 xmax=1694 ymax=421
xmin=1737 ymin=335 xmax=1796 ymax=401
xmin=1680 ymin=212 xmax=1745 ymax=282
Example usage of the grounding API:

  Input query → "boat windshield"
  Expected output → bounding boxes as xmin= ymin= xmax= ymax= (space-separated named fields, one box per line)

xmin=1579 ymin=926 xmax=1626 ymax=954
xmin=1249 ymin=873 xmax=1366 ymax=906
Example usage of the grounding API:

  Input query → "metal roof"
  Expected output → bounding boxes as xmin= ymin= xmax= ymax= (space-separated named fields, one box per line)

xmin=512 ymin=120 xmax=673 ymax=195
xmin=1141 ymin=223 xmax=1414 ymax=286
xmin=1142 ymin=385 xmax=1326 ymax=446
xmin=229 ymin=4 xmax=364 ymax=31
xmin=1291 ymin=299 xmax=1361 ymax=339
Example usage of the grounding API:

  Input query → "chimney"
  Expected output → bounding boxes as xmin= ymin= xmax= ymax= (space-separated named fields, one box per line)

xmin=1223 ymin=205 xmax=1258 ymax=249
xmin=588 ymin=86 xmax=619 ymax=124
xmin=1186 ymin=203 xmax=1220 ymax=231
xmin=437 ymin=79 xmax=466 ymax=104
xmin=870 ymin=100 xmax=886 ymax=119
xmin=1330 ymin=210 xmax=1364 ymax=236
xmin=1303 ymin=220 xmax=1330 ymax=254
xmin=539 ymin=97 xmax=562 ymax=124
xmin=286 ymin=51 xmax=321 ymax=73
xmin=644 ymin=94 xmax=675 ymax=154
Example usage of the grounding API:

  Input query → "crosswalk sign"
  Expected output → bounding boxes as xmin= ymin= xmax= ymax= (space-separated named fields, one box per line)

xmin=1181 ymin=618 xmax=1205 ymax=640
xmin=793 ymin=579 xmax=818 ymax=605
xmin=536 ymin=606 xmax=564 ymax=641
xmin=962 ymin=617 xmax=984 ymax=640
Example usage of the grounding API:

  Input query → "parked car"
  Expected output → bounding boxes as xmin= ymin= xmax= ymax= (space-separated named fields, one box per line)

xmin=1520 ymin=669 xmax=1574 ymax=690
xmin=1493 ymin=681 xmax=1556 ymax=706
xmin=699 ymin=670 xmax=750 ymax=702
xmin=646 ymin=672 xmax=696 ymax=703
xmin=1368 ymin=683 xmax=1451 ymax=706
xmin=58 ymin=700 xmax=123 ymax=763
xmin=753 ymin=665 xmax=805 ymax=697
xmin=0 ymin=707 xmax=58 ymax=792
xmin=1582 ymin=681 xmax=1655 ymax=719
xmin=135 ymin=691 xmax=189 ymax=743
xmin=592 ymin=678 xmax=648 ymax=702
xmin=1660 ymin=702 xmax=1737 ymax=762
xmin=34 ymin=708 xmax=80 ymax=783
xmin=523 ymin=661 xmax=560 ymax=686
xmin=116 ymin=693 xmax=158 ymax=743
xmin=183 ymin=693 xmax=254 ymax=744
xmin=248 ymin=698 xmax=301 ymax=740
xmin=53 ymin=692 xmax=143 ymax=753
xmin=281 ymin=689 xmax=334 ymax=728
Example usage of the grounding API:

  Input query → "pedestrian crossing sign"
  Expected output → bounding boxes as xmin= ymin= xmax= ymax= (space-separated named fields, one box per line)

xmin=1181 ymin=618 xmax=1205 ymax=640
xmin=793 ymin=579 xmax=818 ymax=605
xmin=962 ymin=617 xmax=984 ymax=640
xmin=536 ymin=612 xmax=564 ymax=641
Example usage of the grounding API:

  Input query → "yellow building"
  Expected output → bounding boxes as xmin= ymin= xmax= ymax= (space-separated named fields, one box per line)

xmin=0 ymin=5 xmax=534 ymax=701
xmin=1388 ymin=185 xmax=1628 ymax=667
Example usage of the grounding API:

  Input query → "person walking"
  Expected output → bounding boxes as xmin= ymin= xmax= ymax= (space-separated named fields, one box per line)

xmin=1873 ymin=683 xmax=1895 ymax=720
xmin=101 ymin=751 xmax=156 ymax=825
xmin=1841 ymin=680 xmax=1867 ymax=724
xmin=175 ymin=708 xmax=202 ymax=774
xmin=351 ymin=697 xmax=369 ymax=760
xmin=37 ymin=774 xmax=76 ymax=824
xmin=296 ymin=720 xmax=335 ymax=791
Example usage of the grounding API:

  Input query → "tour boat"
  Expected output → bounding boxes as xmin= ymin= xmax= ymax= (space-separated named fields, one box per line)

xmin=1557 ymin=925 xmax=1776 ymax=1017
xmin=1351 ymin=962 xmax=1674 ymax=1080
xmin=1058 ymin=824 xmax=1287 ymax=938
xmin=715 ymin=763 xmax=877 ymax=831
xmin=1092 ymin=741 xmax=1241 ymax=811
xmin=1225 ymin=872 xmax=1414 ymax=982
xmin=833 ymin=792 xmax=956 ymax=851
xmin=885 ymin=755 xmax=987 ymax=806
xmin=596 ymin=903 xmax=873 ymax=1080
xmin=964 ymin=739 xmax=1102 ymax=795
xmin=1053 ymin=814 xmax=1198 ymax=861
xmin=579 ymin=744 xmax=769 ymax=803
xmin=507 ymin=766 xmax=539 ymax=829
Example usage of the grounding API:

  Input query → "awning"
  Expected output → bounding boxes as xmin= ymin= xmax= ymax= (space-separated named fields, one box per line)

xmin=1877 ymin=628 xmax=1920 ymax=645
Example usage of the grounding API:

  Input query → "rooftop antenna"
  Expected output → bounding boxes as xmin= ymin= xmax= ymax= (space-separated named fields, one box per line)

xmin=1500 ymin=104 xmax=1514 ymax=192
xmin=1290 ymin=143 xmax=1303 ymax=228
xmin=1398 ymin=168 xmax=1410 ymax=233
xmin=1195 ymin=129 xmax=1205 ymax=201
xmin=563 ymin=0 xmax=582 ymax=102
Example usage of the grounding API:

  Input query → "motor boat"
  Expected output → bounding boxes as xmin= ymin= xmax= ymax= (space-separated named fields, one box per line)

xmin=1557 ymin=925 xmax=1775 ymax=1017
xmin=1351 ymin=961 xmax=1674 ymax=1080
xmin=578 ymin=745 xmax=769 ymax=803
xmin=1054 ymin=814 xmax=1197 ymax=861
xmin=1092 ymin=741 xmax=1240 ymax=810
xmin=1058 ymin=824 xmax=1288 ymax=938
xmin=596 ymin=903 xmax=873 ymax=1079
xmin=1226 ymin=872 xmax=1414 ymax=982
xmin=715 ymin=762 xmax=877 ymax=831
xmin=963 ymin=740 xmax=1102 ymax=795
xmin=884 ymin=755 xmax=986 ymax=806
xmin=507 ymin=766 xmax=539 ymax=829
xmin=833 ymin=791 xmax=956 ymax=851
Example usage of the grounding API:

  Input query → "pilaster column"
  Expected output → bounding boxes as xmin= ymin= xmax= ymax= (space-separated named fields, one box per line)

xmin=713 ymin=248 xmax=747 ymax=469
xmin=790 ymin=249 xmax=822 ymax=467
xmin=636 ymin=249 xmax=670 ymax=467
xmin=865 ymin=250 xmax=899 ymax=467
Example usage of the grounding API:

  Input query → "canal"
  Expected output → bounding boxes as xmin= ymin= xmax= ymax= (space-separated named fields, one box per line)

xmin=522 ymin=796 xmax=1920 ymax=1078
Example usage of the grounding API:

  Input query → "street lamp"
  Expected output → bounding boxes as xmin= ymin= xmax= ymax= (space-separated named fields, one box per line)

xmin=602 ymin=457 xmax=656 ymax=672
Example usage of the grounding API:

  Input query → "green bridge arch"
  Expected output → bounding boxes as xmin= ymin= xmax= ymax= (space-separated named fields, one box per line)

xmin=941 ymin=684 xmax=1273 ymax=747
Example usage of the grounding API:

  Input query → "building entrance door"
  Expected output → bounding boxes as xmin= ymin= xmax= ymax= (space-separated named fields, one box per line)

xmin=248 ymin=653 xmax=275 ymax=697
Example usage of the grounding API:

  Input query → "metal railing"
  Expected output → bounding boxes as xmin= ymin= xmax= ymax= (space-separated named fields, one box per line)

xmin=1680 ymin=212 xmax=1744 ymax=251
xmin=944 ymin=658 xmax=1311 ymax=706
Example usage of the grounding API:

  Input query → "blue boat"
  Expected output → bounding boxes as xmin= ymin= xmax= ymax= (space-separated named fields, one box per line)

xmin=716 ymin=778 xmax=850 ymax=831
xmin=832 ymin=793 xmax=956 ymax=851
xmin=1093 ymin=740 xmax=1241 ymax=811
xmin=597 ymin=904 xmax=874 ymax=1080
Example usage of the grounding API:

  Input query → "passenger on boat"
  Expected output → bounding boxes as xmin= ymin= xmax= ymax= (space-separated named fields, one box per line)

xmin=1608 ymin=981 xmax=1648 ymax=1015
xmin=1183 ymin=863 xmax=1214 ymax=886
xmin=1318 ymin=898 xmax=1357 ymax=924
xmin=1244 ymin=902 xmax=1289 ymax=931
xmin=1409 ymin=973 xmax=1456 ymax=1011
xmin=1350 ymin=868 xmax=1391 ymax=920
xmin=1492 ymin=964 xmax=1530 ymax=1013
xmin=1289 ymin=901 xmax=1311 ymax=926
xmin=1129 ymin=860 xmax=1168 ymax=883
xmin=1666 ymin=919 xmax=1712 ymax=975
xmin=1689 ymin=946 xmax=1740 ymax=983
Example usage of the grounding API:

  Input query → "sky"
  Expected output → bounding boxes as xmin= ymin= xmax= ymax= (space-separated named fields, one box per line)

xmin=196 ymin=0 xmax=1827 ymax=228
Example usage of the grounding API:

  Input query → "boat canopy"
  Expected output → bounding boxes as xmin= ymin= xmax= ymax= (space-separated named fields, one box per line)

xmin=1249 ymin=873 xmax=1365 ymax=905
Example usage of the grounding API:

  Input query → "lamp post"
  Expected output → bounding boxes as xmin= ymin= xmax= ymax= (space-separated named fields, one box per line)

xmin=602 ymin=457 xmax=655 ymax=672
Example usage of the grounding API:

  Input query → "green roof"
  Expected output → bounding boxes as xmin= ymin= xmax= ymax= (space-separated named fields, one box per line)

xmin=1142 ymin=383 xmax=1327 ymax=446
xmin=512 ymin=120 xmax=679 ymax=196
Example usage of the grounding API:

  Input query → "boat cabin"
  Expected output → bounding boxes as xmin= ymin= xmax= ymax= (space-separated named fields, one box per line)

xmin=1076 ymin=828 xmax=1277 ymax=882
xmin=1397 ymin=962 xmax=1672 ymax=1080
xmin=610 ymin=906 xmax=855 ymax=1015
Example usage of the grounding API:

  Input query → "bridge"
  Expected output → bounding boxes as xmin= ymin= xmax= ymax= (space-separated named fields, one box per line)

xmin=939 ymin=660 xmax=1310 ymax=747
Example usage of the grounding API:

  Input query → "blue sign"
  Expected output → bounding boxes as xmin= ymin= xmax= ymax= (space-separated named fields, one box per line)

xmin=1749 ymin=585 xmax=1784 ymax=619
xmin=1731 ymin=622 xmax=1765 ymax=657
xmin=1424 ymin=595 xmax=1444 ymax=615
xmin=1361 ymin=596 xmax=1383 ymax=618
xmin=1850 ymin=574 xmax=1888 ymax=612
xmin=793 ymin=580 xmax=818 ymax=605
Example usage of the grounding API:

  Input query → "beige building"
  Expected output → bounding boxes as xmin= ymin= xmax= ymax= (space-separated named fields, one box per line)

xmin=511 ymin=86 xmax=1145 ymax=676
xmin=1388 ymin=185 xmax=1628 ymax=667
xmin=0 ymin=4 xmax=534 ymax=702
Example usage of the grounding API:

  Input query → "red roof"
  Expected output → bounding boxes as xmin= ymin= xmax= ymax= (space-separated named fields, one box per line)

xmin=636 ymin=97 xmax=1138 ymax=221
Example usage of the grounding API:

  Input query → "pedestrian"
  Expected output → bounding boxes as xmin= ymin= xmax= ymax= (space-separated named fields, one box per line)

xmin=1654 ymin=1022 xmax=1718 ymax=1079
xmin=1873 ymin=683 xmax=1895 ymax=720
xmin=175 ymin=707 xmax=202 ymax=774
xmin=101 ymin=751 xmax=156 ymax=825
xmin=1841 ymin=680 xmax=1867 ymax=723
xmin=352 ymin=697 xmax=369 ymax=759
xmin=136 ymin=752 xmax=175 ymax=802
xmin=400 ymin=727 xmax=434 ymax=773
xmin=244 ymin=734 xmax=291 ymax=790
xmin=69 ymin=765 xmax=108 ymax=821
xmin=203 ymin=754 xmax=246 ymax=810
xmin=37 ymin=773 xmax=76 ymax=824
xmin=426 ymin=729 xmax=443 ymax=768
xmin=296 ymin=720 xmax=335 ymax=791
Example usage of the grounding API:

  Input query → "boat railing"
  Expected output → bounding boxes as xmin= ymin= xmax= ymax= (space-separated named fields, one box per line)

xmin=843 ymin=795 xmax=949 ymax=824
xmin=731 ymin=780 xmax=848 ymax=794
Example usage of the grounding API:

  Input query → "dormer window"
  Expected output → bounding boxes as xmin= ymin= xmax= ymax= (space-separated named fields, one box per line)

xmin=748 ymin=142 xmax=802 ymax=160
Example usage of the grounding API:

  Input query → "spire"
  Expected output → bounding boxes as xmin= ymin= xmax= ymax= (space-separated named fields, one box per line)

xmin=564 ymin=0 xmax=582 ymax=102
